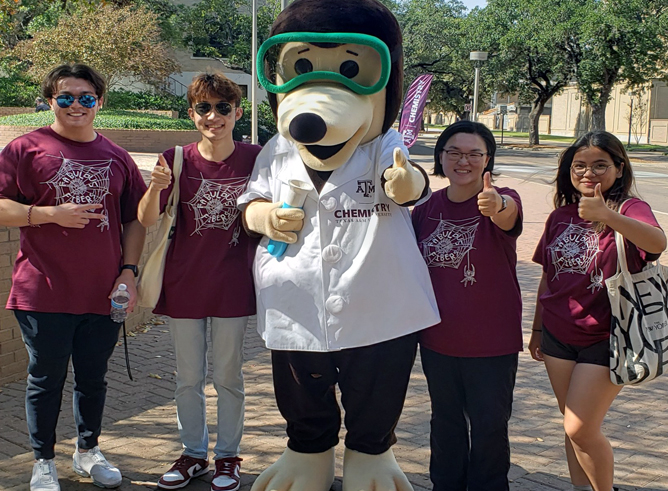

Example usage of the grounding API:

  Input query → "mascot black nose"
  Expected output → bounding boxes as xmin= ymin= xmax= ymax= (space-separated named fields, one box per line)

xmin=289 ymin=113 xmax=327 ymax=143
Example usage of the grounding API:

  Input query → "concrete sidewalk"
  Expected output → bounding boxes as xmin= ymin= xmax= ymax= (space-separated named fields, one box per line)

xmin=0 ymin=172 xmax=667 ymax=491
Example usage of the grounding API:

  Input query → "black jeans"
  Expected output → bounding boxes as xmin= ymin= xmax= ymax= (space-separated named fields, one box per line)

xmin=16 ymin=311 xmax=120 ymax=460
xmin=420 ymin=347 xmax=518 ymax=491
xmin=271 ymin=333 xmax=418 ymax=455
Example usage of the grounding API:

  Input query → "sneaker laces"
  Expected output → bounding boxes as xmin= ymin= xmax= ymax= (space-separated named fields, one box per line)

xmin=215 ymin=457 xmax=241 ymax=474
xmin=85 ymin=447 xmax=113 ymax=468
xmin=36 ymin=460 xmax=57 ymax=483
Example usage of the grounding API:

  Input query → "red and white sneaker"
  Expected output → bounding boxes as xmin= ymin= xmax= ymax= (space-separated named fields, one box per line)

xmin=158 ymin=455 xmax=209 ymax=489
xmin=210 ymin=457 xmax=242 ymax=491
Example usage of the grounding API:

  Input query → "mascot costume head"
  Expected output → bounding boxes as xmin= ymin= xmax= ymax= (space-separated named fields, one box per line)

xmin=239 ymin=0 xmax=440 ymax=490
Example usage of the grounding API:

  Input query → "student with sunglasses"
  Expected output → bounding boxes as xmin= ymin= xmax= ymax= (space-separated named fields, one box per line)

xmin=0 ymin=64 xmax=147 ymax=490
xmin=137 ymin=72 xmax=261 ymax=491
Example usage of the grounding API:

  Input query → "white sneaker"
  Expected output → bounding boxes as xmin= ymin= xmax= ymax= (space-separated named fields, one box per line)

xmin=72 ymin=445 xmax=122 ymax=488
xmin=30 ymin=459 xmax=60 ymax=491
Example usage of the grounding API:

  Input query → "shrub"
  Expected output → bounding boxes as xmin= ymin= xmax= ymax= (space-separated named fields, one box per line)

xmin=104 ymin=89 xmax=190 ymax=118
xmin=0 ymin=110 xmax=196 ymax=130
xmin=0 ymin=76 xmax=41 ymax=107
xmin=235 ymin=99 xmax=277 ymax=145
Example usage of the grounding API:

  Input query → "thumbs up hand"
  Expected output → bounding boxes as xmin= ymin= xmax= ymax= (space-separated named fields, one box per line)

xmin=477 ymin=172 xmax=503 ymax=216
xmin=578 ymin=183 xmax=611 ymax=222
xmin=149 ymin=154 xmax=172 ymax=192
xmin=383 ymin=148 xmax=426 ymax=204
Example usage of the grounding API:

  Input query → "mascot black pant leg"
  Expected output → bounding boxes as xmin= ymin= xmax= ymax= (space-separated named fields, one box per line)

xmin=273 ymin=333 xmax=418 ymax=456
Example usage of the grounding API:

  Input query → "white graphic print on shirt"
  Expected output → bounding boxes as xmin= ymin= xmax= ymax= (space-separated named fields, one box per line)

xmin=420 ymin=216 xmax=480 ymax=287
xmin=547 ymin=220 xmax=604 ymax=292
xmin=43 ymin=154 xmax=112 ymax=231
xmin=186 ymin=175 xmax=250 ymax=241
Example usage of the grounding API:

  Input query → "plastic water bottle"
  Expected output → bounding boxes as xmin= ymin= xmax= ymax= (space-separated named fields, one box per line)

xmin=110 ymin=283 xmax=130 ymax=323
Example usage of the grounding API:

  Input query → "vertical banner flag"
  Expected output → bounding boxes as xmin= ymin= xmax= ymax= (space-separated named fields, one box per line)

xmin=399 ymin=74 xmax=434 ymax=148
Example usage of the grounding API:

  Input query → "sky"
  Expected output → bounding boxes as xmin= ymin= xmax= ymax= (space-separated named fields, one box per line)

xmin=461 ymin=0 xmax=487 ymax=10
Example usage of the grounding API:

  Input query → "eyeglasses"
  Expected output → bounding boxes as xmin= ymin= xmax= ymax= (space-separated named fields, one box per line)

xmin=55 ymin=94 xmax=98 ymax=108
xmin=194 ymin=101 xmax=233 ymax=117
xmin=443 ymin=150 xmax=487 ymax=164
xmin=571 ymin=163 xmax=614 ymax=177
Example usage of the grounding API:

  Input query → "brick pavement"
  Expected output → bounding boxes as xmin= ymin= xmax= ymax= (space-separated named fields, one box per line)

xmin=0 ymin=153 xmax=667 ymax=490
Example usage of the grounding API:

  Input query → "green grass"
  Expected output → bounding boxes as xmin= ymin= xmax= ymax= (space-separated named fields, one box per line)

xmin=625 ymin=143 xmax=668 ymax=153
xmin=0 ymin=109 xmax=196 ymax=130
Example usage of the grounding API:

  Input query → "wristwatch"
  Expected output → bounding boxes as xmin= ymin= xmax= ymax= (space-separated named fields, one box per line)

xmin=498 ymin=195 xmax=507 ymax=213
xmin=121 ymin=264 xmax=139 ymax=277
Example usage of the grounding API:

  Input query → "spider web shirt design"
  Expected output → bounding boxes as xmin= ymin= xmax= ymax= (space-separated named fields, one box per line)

xmin=43 ymin=154 xmax=113 ymax=231
xmin=420 ymin=216 xmax=480 ymax=269
xmin=547 ymin=221 xmax=601 ymax=280
xmin=186 ymin=175 xmax=250 ymax=236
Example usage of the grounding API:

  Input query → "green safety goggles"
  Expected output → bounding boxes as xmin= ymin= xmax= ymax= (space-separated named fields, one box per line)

xmin=257 ymin=32 xmax=391 ymax=96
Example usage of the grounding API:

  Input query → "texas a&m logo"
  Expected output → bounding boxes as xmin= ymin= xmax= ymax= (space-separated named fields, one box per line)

xmin=356 ymin=180 xmax=375 ymax=198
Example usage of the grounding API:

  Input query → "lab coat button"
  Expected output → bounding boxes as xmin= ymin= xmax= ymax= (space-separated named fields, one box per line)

xmin=322 ymin=245 xmax=342 ymax=263
xmin=321 ymin=197 xmax=337 ymax=211
xmin=325 ymin=295 xmax=345 ymax=314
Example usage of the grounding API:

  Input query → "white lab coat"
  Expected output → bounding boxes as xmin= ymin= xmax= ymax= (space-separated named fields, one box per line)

xmin=238 ymin=129 xmax=440 ymax=351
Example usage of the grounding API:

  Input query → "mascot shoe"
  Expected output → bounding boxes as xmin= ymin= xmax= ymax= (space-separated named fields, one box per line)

xmin=250 ymin=447 xmax=335 ymax=491
xmin=342 ymin=448 xmax=413 ymax=491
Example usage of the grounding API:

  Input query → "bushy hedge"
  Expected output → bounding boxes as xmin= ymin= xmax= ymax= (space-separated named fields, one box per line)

xmin=235 ymin=99 xmax=277 ymax=145
xmin=0 ymin=76 xmax=41 ymax=107
xmin=0 ymin=110 xmax=196 ymax=130
xmin=104 ymin=89 xmax=190 ymax=118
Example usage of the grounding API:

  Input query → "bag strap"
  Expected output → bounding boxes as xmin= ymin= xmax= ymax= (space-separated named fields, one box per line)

xmin=613 ymin=199 xmax=633 ymax=274
xmin=167 ymin=146 xmax=184 ymax=207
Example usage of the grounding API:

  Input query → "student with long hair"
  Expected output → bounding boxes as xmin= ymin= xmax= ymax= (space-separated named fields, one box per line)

xmin=530 ymin=131 xmax=666 ymax=491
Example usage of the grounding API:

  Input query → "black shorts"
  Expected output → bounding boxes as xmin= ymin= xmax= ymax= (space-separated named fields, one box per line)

xmin=540 ymin=326 xmax=610 ymax=367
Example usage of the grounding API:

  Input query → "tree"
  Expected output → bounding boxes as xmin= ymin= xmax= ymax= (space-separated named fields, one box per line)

xmin=476 ymin=0 xmax=580 ymax=145
xmin=174 ymin=0 xmax=280 ymax=74
xmin=626 ymin=86 xmax=650 ymax=145
xmin=400 ymin=0 xmax=475 ymax=120
xmin=571 ymin=0 xmax=668 ymax=131
xmin=13 ymin=4 xmax=179 ymax=89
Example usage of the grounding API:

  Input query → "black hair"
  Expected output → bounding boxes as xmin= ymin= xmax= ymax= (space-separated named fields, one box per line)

xmin=433 ymin=121 xmax=496 ymax=177
xmin=42 ymin=64 xmax=106 ymax=100
xmin=554 ymin=131 xmax=636 ymax=209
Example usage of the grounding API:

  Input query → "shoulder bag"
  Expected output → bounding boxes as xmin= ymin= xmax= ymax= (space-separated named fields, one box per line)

xmin=136 ymin=146 xmax=184 ymax=309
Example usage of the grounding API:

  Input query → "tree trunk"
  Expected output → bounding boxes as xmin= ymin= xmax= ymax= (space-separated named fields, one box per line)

xmin=590 ymin=102 xmax=607 ymax=131
xmin=528 ymin=98 xmax=547 ymax=146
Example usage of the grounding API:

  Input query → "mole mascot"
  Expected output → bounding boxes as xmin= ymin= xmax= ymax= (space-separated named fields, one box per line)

xmin=237 ymin=0 xmax=440 ymax=490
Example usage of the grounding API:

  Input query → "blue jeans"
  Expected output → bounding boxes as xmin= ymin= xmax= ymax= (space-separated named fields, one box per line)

xmin=169 ymin=316 xmax=247 ymax=460
xmin=16 ymin=311 xmax=120 ymax=460
xmin=420 ymin=347 xmax=518 ymax=491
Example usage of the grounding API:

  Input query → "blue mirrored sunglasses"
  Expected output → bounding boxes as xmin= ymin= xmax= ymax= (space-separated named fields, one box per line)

xmin=55 ymin=94 xmax=98 ymax=108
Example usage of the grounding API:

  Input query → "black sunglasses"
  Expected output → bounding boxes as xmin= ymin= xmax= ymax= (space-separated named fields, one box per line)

xmin=55 ymin=94 xmax=98 ymax=108
xmin=194 ymin=101 xmax=233 ymax=117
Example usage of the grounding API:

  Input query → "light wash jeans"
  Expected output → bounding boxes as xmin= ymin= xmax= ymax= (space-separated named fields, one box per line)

xmin=169 ymin=316 xmax=247 ymax=460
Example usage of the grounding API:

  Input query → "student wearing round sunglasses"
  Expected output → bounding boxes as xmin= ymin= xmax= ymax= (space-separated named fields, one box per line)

xmin=530 ymin=131 xmax=666 ymax=491
xmin=411 ymin=121 xmax=523 ymax=491
xmin=0 ymin=64 xmax=147 ymax=490
xmin=137 ymin=72 xmax=261 ymax=491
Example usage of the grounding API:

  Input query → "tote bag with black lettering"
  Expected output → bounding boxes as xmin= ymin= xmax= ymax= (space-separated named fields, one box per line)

xmin=607 ymin=230 xmax=668 ymax=385
xmin=136 ymin=146 xmax=183 ymax=308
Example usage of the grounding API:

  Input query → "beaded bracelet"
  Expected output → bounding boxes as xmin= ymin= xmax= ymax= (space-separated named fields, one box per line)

xmin=27 ymin=204 xmax=40 ymax=228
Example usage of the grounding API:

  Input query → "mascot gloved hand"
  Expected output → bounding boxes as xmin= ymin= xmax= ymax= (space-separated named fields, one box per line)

xmin=237 ymin=1 xmax=440 ymax=490
xmin=383 ymin=148 xmax=427 ymax=205
xmin=244 ymin=200 xmax=305 ymax=243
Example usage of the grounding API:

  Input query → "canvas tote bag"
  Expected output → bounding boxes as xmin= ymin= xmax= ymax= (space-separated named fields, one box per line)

xmin=607 ymin=226 xmax=668 ymax=385
xmin=136 ymin=146 xmax=183 ymax=308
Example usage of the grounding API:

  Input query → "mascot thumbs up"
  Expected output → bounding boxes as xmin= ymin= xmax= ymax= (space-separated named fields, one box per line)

xmin=238 ymin=1 xmax=440 ymax=489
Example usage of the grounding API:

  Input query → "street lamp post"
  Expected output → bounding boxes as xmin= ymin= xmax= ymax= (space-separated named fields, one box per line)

xmin=470 ymin=51 xmax=488 ymax=122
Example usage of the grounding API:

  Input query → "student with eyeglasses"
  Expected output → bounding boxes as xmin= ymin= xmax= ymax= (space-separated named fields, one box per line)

xmin=137 ymin=72 xmax=261 ymax=491
xmin=530 ymin=131 xmax=666 ymax=491
xmin=0 ymin=63 xmax=147 ymax=490
xmin=411 ymin=121 xmax=523 ymax=491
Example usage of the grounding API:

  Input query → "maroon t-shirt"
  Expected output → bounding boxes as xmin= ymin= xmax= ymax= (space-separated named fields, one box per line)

xmin=154 ymin=141 xmax=261 ymax=319
xmin=0 ymin=126 xmax=147 ymax=315
xmin=532 ymin=199 xmax=662 ymax=345
xmin=412 ymin=186 xmax=524 ymax=357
